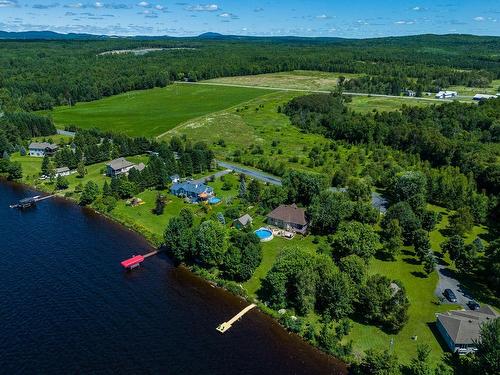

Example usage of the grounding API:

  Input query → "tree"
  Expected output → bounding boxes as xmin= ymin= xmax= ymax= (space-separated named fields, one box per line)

xmin=79 ymin=181 xmax=99 ymax=205
xmin=102 ymin=180 xmax=111 ymax=197
xmin=422 ymin=251 xmax=437 ymax=276
xmin=246 ymin=179 xmax=262 ymax=203
xmin=388 ymin=171 xmax=427 ymax=213
xmin=331 ymin=221 xmax=379 ymax=262
xmin=7 ymin=162 xmax=22 ymax=180
xmin=358 ymin=275 xmax=410 ymax=332
xmin=195 ymin=220 xmax=227 ymax=267
xmin=153 ymin=193 xmax=166 ymax=215
xmin=56 ymin=175 xmax=69 ymax=190
xmin=413 ymin=229 xmax=431 ymax=263
xmin=339 ymin=254 xmax=367 ymax=285
xmin=448 ymin=207 xmax=474 ymax=236
xmin=352 ymin=349 xmax=401 ymax=375
xmin=347 ymin=177 xmax=372 ymax=202
xmin=77 ymin=159 xmax=86 ymax=178
xmin=441 ymin=235 xmax=465 ymax=261
xmin=238 ymin=175 xmax=247 ymax=198
xmin=164 ymin=213 xmax=195 ymax=263
xmin=282 ymin=170 xmax=326 ymax=206
xmin=260 ymin=184 xmax=287 ymax=210
xmin=472 ymin=318 xmax=500 ymax=375
xmin=380 ymin=219 xmax=403 ymax=260
xmin=406 ymin=344 xmax=433 ymax=375
xmin=308 ymin=191 xmax=353 ymax=235
xmin=41 ymin=155 xmax=50 ymax=176
xmin=382 ymin=202 xmax=421 ymax=244
xmin=316 ymin=269 xmax=356 ymax=320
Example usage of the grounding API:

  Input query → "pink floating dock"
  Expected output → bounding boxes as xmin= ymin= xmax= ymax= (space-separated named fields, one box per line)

xmin=121 ymin=255 xmax=145 ymax=270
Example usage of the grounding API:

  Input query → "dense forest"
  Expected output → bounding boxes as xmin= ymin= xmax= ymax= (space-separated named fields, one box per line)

xmin=0 ymin=34 xmax=499 ymax=111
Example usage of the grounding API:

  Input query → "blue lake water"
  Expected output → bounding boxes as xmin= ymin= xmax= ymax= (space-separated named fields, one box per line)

xmin=0 ymin=181 xmax=345 ymax=375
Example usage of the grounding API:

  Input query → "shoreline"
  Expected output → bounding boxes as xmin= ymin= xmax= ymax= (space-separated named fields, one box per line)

xmin=1 ymin=178 xmax=348 ymax=373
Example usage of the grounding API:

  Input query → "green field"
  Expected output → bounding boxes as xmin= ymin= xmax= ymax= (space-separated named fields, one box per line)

xmin=207 ymin=70 xmax=362 ymax=91
xmin=46 ymin=84 xmax=271 ymax=137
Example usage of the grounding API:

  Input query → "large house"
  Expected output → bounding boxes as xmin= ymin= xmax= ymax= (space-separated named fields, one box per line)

xmin=28 ymin=142 xmax=59 ymax=157
xmin=105 ymin=157 xmax=143 ymax=177
xmin=266 ymin=204 xmax=308 ymax=234
xmin=473 ymin=93 xmax=498 ymax=101
xmin=170 ymin=181 xmax=214 ymax=202
xmin=436 ymin=306 xmax=499 ymax=354
xmin=435 ymin=90 xmax=458 ymax=99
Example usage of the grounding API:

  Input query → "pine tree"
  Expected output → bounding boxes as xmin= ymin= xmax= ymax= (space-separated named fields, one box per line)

xmin=77 ymin=159 xmax=86 ymax=178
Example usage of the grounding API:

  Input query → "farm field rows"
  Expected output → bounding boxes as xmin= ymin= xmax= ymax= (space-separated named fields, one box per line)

xmin=45 ymin=84 xmax=272 ymax=138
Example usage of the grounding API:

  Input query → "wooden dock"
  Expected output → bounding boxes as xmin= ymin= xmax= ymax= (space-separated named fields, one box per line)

xmin=9 ymin=194 xmax=55 ymax=209
xmin=216 ymin=304 xmax=256 ymax=333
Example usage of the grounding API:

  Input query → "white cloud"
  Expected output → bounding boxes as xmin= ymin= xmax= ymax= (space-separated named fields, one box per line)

xmin=473 ymin=16 xmax=485 ymax=21
xmin=218 ymin=12 xmax=237 ymax=19
xmin=186 ymin=4 xmax=219 ymax=12
xmin=394 ymin=20 xmax=416 ymax=25
xmin=64 ymin=2 xmax=84 ymax=8
xmin=0 ymin=0 xmax=18 ymax=7
xmin=316 ymin=14 xmax=331 ymax=20
xmin=137 ymin=1 xmax=150 ymax=7
xmin=94 ymin=2 xmax=104 ymax=8
xmin=155 ymin=5 xmax=165 ymax=10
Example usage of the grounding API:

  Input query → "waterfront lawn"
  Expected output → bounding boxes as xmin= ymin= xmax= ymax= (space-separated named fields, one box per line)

xmin=45 ymin=83 xmax=271 ymax=138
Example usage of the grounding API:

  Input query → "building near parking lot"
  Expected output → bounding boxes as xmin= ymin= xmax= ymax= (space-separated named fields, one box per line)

xmin=435 ymin=306 xmax=499 ymax=354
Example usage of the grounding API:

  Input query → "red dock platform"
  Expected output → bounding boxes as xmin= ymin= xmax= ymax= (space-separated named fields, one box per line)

xmin=121 ymin=255 xmax=145 ymax=270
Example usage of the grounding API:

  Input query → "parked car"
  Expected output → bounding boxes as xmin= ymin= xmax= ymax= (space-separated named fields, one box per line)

xmin=467 ymin=300 xmax=480 ymax=310
xmin=444 ymin=289 xmax=457 ymax=302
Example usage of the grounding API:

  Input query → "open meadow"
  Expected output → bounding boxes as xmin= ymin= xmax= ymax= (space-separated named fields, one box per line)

xmin=46 ymin=84 xmax=271 ymax=138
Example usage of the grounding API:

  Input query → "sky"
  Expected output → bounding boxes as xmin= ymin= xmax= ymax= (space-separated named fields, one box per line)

xmin=0 ymin=0 xmax=499 ymax=37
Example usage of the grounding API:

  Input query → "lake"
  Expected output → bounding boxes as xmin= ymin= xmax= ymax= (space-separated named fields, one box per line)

xmin=0 ymin=182 xmax=345 ymax=375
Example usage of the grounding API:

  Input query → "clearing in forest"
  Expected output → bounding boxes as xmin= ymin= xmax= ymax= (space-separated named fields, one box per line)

xmin=47 ymin=83 xmax=271 ymax=138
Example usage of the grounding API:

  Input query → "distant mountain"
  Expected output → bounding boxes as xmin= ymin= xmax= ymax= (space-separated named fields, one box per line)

xmin=0 ymin=30 xmax=111 ymax=40
xmin=0 ymin=30 xmax=498 ymax=43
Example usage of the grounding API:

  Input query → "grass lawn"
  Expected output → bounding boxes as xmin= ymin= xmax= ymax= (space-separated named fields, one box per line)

xmin=447 ymin=79 xmax=500 ymax=96
xmin=44 ymin=83 xmax=271 ymax=138
xmin=348 ymin=96 xmax=436 ymax=113
xmin=207 ymin=70 xmax=362 ymax=91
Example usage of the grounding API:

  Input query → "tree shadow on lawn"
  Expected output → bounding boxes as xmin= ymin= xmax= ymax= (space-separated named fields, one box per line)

xmin=410 ymin=271 xmax=428 ymax=279
xmin=403 ymin=257 xmax=420 ymax=265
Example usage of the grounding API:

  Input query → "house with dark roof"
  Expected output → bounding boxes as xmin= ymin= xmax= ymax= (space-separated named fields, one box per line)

xmin=28 ymin=142 xmax=59 ymax=157
xmin=436 ymin=306 xmax=499 ymax=354
xmin=266 ymin=204 xmax=308 ymax=234
xmin=233 ymin=214 xmax=253 ymax=229
xmin=105 ymin=157 xmax=137 ymax=177
xmin=170 ymin=181 xmax=214 ymax=202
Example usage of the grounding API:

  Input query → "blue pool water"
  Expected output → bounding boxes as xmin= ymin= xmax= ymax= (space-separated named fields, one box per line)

xmin=209 ymin=197 xmax=221 ymax=204
xmin=255 ymin=227 xmax=273 ymax=240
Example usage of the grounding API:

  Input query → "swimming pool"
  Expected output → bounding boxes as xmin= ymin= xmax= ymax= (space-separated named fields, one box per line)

xmin=208 ymin=197 xmax=221 ymax=205
xmin=254 ymin=227 xmax=274 ymax=242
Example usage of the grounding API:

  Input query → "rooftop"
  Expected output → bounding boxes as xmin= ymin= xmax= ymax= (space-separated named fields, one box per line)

xmin=106 ymin=157 xmax=135 ymax=171
xmin=28 ymin=142 xmax=58 ymax=150
xmin=267 ymin=204 xmax=307 ymax=226
xmin=437 ymin=306 xmax=499 ymax=345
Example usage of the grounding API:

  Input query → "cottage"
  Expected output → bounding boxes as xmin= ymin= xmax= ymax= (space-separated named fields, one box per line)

xmin=233 ymin=214 xmax=253 ymax=229
xmin=170 ymin=181 xmax=214 ymax=202
xmin=436 ymin=306 xmax=499 ymax=354
xmin=55 ymin=167 xmax=71 ymax=177
xmin=28 ymin=142 xmax=59 ymax=157
xmin=267 ymin=204 xmax=308 ymax=234
xmin=435 ymin=91 xmax=458 ymax=99
xmin=404 ymin=90 xmax=416 ymax=97
xmin=473 ymin=93 xmax=498 ymax=101
xmin=105 ymin=157 xmax=136 ymax=177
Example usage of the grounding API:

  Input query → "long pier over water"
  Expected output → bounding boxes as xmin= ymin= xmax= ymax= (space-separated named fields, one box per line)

xmin=216 ymin=304 xmax=256 ymax=333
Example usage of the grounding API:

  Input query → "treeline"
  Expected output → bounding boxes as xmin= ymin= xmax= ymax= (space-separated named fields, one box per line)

xmin=284 ymin=94 xmax=499 ymax=198
xmin=1 ymin=34 xmax=499 ymax=110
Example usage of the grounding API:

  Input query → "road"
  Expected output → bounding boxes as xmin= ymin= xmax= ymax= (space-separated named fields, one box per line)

xmin=435 ymin=264 xmax=475 ymax=308
xmin=177 ymin=81 xmax=473 ymax=102
xmin=192 ymin=169 xmax=232 ymax=184
xmin=216 ymin=160 xmax=282 ymax=186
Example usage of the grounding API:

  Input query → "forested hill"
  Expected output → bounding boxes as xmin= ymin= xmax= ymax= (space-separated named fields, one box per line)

xmin=0 ymin=34 xmax=499 ymax=111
